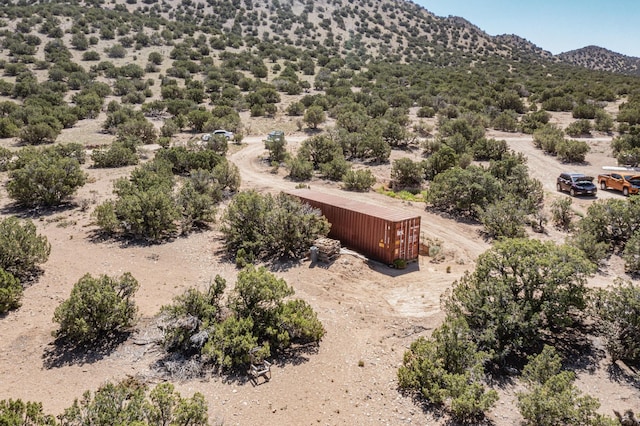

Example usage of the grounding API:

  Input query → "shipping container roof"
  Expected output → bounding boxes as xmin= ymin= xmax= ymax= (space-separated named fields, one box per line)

xmin=287 ymin=189 xmax=420 ymax=222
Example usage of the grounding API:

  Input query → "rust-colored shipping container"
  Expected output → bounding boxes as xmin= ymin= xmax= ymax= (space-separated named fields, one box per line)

xmin=288 ymin=189 xmax=421 ymax=265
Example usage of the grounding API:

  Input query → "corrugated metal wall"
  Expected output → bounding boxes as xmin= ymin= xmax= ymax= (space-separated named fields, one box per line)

xmin=288 ymin=190 xmax=421 ymax=265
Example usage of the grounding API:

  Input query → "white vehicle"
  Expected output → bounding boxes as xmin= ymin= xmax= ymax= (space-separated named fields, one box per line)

xmin=202 ymin=129 xmax=234 ymax=141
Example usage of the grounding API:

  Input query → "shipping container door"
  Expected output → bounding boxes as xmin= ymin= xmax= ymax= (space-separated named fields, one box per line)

xmin=396 ymin=218 xmax=420 ymax=261
xmin=408 ymin=219 xmax=420 ymax=260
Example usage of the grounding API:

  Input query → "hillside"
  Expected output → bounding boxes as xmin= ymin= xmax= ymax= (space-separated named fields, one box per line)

xmin=0 ymin=0 xmax=640 ymax=425
xmin=559 ymin=45 xmax=640 ymax=75
xmin=2 ymin=0 xmax=635 ymax=72
xmin=119 ymin=0 xmax=637 ymax=72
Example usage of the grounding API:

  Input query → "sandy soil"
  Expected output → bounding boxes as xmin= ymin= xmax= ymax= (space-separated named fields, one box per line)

xmin=0 ymin=114 xmax=638 ymax=425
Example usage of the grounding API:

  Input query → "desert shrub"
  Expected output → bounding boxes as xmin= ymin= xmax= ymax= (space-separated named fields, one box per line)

xmin=0 ymin=117 xmax=20 ymax=138
xmin=163 ymin=266 xmax=325 ymax=369
xmin=18 ymin=121 xmax=61 ymax=145
xmin=491 ymin=110 xmax=518 ymax=132
xmin=572 ymin=103 xmax=598 ymax=119
xmin=438 ymin=117 xmax=485 ymax=144
xmin=287 ymin=155 xmax=314 ymax=181
xmin=574 ymin=197 xmax=640 ymax=255
xmin=551 ymin=197 xmax=574 ymax=230
xmin=556 ymin=139 xmax=590 ymax=163
xmin=616 ymin=148 xmax=640 ymax=168
xmin=381 ymin=119 xmax=409 ymax=148
xmin=0 ymin=269 xmax=21 ymax=313
xmin=161 ymin=276 xmax=226 ymax=354
xmin=286 ymin=101 xmax=305 ymax=116
xmin=611 ymin=132 xmax=640 ymax=156
xmin=102 ymin=105 xmax=146 ymax=134
xmin=342 ymin=169 xmax=376 ymax=192
xmin=106 ymin=43 xmax=126 ymax=58
xmin=160 ymin=118 xmax=179 ymax=137
xmin=519 ymin=110 xmax=551 ymax=134
xmin=591 ymin=279 xmax=640 ymax=362
xmin=214 ymin=266 xmax=323 ymax=366
xmin=92 ymin=160 xmax=184 ymax=241
xmin=426 ymin=166 xmax=500 ymax=218
xmin=422 ymin=144 xmax=458 ymax=180
xmin=187 ymin=109 xmax=212 ymax=133
xmin=533 ymin=124 xmax=564 ymax=154
xmin=0 ymin=146 xmax=13 ymax=171
xmin=568 ymin=231 xmax=610 ymax=266
xmin=221 ymin=190 xmax=329 ymax=261
xmin=417 ymin=106 xmax=435 ymax=118
xmin=148 ymin=51 xmax=163 ymax=65
xmin=496 ymin=91 xmax=525 ymax=113
xmin=59 ymin=381 xmax=208 ymax=426
xmin=212 ymin=160 xmax=241 ymax=192
xmin=594 ymin=109 xmax=614 ymax=132
xmin=228 ymin=265 xmax=295 ymax=324
xmin=176 ymin=178 xmax=219 ymax=234
xmin=274 ymin=299 xmax=326 ymax=347
xmin=91 ymin=140 xmax=138 ymax=168
xmin=53 ymin=273 xmax=139 ymax=344
xmin=398 ymin=316 xmax=498 ymax=422
xmin=0 ymin=399 xmax=56 ymax=425
xmin=477 ymin=196 xmax=528 ymax=239
xmin=116 ymin=119 xmax=157 ymax=145
xmin=391 ymin=158 xmax=423 ymax=190
xmin=517 ymin=346 xmax=613 ymax=426
xmin=204 ymin=315 xmax=258 ymax=368
xmin=319 ymin=154 xmax=351 ymax=181
xmin=0 ymin=216 xmax=50 ymax=281
xmin=472 ymin=138 xmax=508 ymax=161
xmin=542 ymin=96 xmax=574 ymax=112
xmin=487 ymin=152 xmax=543 ymax=211
xmin=155 ymin=147 xmax=223 ymax=175
xmin=303 ymin=105 xmax=326 ymax=129
xmin=72 ymin=92 xmax=105 ymax=119
xmin=97 ymin=183 xmax=179 ymax=241
xmin=7 ymin=147 xmax=87 ymax=207
xmin=444 ymin=238 xmax=595 ymax=360
xmin=81 ymin=50 xmax=100 ymax=61
xmin=565 ymin=119 xmax=592 ymax=137
xmin=265 ymin=132 xmax=287 ymax=163
xmin=203 ymin=134 xmax=228 ymax=156
xmin=298 ymin=135 xmax=342 ymax=169
xmin=623 ymin=230 xmax=640 ymax=274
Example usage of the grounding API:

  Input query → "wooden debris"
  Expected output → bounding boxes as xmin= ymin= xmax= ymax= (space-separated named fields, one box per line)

xmin=312 ymin=237 xmax=341 ymax=263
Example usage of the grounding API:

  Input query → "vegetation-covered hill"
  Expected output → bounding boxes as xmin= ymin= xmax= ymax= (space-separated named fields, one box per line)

xmin=2 ymin=0 xmax=637 ymax=73
xmin=559 ymin=45 xmax=640 ymax=76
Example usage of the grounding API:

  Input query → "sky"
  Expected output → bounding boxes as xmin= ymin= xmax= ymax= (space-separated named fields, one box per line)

xmin=414 ymin=1 xmax=640 ymax=57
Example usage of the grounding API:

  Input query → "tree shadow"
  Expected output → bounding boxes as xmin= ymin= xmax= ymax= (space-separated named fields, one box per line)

xmin=150 ymin=342 xmax=319 ymax=387
xmin=0 ymin=201 xmax=77 ymax=219
xmin=42 ymin=332 xmax=131 ymax=369
xmin=545 ymin=325 xmax=605 ymax=374
xmin=303 ymin=128 xmax=323 ymax=136
xmin=366 ymin=258 xmax=420 ymax=277
xmin=483 ymin=361 xmax=519 ymax=389
xmin=425 ymin=207 xmax=481 ymax=226
xmin=85 ymin=228 xmax=174 ymax=248
xmin=397 ymin=388 xmax=496 ymax=426
xmin=272 ymin=342 xmax=320 ymax=367
xmin=607 ymin=360 xmax=640 ymax=389
xmin=268 ymin=257 xmax=303 ymax=273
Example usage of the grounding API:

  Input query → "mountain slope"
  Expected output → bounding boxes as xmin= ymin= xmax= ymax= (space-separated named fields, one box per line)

xmin=558 ymin=45 xmax=640 ymax=75
xmin=141 ymin=0 xmax=638 ymax=74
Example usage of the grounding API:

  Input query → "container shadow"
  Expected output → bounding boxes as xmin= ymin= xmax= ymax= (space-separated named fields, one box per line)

xmin=366 ymin=259 xmax=420 ymax=277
